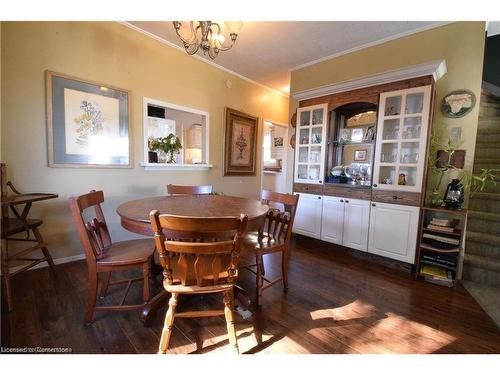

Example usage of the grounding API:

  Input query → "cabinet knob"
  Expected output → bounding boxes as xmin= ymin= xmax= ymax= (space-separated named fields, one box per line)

xmin=393 ymin=195 xmax=398 ymax=200
xmin=305 ymin=187 xmax=309 ymax=190
xmin=345 ymin=200 xmax=349 ymax=203
xmin=372 ymin=203 xmax=376 ymax=207
xmin=319 ymin=180 xmax=322 ymax=183
xmin=373 ymin=184 xmax=378 ymax=187
xmin=340 ymin=199 xmax=344 ymax=203
xmin=318 ymin=196 xmax=321 ymax=200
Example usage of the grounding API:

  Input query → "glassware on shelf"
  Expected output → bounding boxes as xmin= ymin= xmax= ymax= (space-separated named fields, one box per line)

xmin=312 ymin=108 xmax=323 ymax=125
xmin=416 ymin=125 xmax=421 ymax=138
xmin=298 ymin=165 xmax=308 ymax=180
xmin=405 ymin=93 xmax=424 ymax=114
xmin=344 ymin=164 xmax=361 ymax=185
xmin=309 ymin=166 xmax=320 ymax=180
xmin=381 ymin=153 xmax=396 ymax=163
xmin=300 ymin=128 xmax=309 ymax=145
xmin=382 ymin=119 xmax=400 ymax=140
xmin=298 ymin=147 xmax=308 ymax=163
xmin=310 ymin=147 xmax=321 ymax=163
xmin=384 ymin=96 xmax=402 ymax=116
xmin=300 ymin=111 xmax=310 ymax=127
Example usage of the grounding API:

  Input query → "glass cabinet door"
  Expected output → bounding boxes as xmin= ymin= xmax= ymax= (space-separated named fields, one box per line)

xmin=294 ymin=104 xmax=328 ymax=184
xmin=373 ymin=85 xmax=432 ymax=192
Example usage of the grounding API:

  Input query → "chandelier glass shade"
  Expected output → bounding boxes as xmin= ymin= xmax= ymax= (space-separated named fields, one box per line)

xmin=172 ymin=21 xmax=243 ymax=59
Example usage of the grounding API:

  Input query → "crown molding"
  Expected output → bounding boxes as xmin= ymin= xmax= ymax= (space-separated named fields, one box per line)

xmin=289 ymin=22 xmax=453 ymax=72
xmin=118 ymin=21 xmax=289 ymax=98
xmin=292 ymin=60 xmax=447 ymax=101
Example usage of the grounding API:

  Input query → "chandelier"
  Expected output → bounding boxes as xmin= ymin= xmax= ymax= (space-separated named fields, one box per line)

xmin=172 ymin=21 xmax=243 ymax=59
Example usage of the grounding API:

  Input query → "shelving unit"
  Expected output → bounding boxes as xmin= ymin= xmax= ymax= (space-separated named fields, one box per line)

xmin=416 ymin=206 xmax=468 ymax=287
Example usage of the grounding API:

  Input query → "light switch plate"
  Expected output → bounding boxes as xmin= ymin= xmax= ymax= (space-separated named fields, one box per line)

xmin=450 ymin=127 xmax=462 ymax=141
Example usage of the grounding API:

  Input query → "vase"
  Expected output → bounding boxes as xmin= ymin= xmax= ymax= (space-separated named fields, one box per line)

xmin=157 ymin=150 xmax=168 ymax=163
xmin=167 ymin=152 xmax=176 ymax=164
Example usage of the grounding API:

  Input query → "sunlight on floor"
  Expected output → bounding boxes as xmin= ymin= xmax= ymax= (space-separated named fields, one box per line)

xmin=308 ymin=299 xmax=456 ymax=353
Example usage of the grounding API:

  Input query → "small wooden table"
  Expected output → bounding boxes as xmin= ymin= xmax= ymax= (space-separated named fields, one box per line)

xmin=116 ymin=194 xmax=269 ymax=323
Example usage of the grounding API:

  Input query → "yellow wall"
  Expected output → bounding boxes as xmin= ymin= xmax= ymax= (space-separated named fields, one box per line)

xmin=1 ymin=22 xmax=289 ymax=260
xmin=288 ymin=22 xmax=486 ymax=200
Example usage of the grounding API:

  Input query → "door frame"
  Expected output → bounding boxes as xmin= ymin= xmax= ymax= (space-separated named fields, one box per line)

xmin=260 ymin=119 xmax=289 ymax=194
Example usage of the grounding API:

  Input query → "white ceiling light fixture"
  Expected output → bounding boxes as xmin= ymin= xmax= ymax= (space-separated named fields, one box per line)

xmin=172 ymin=21 xmax=243 ymax=59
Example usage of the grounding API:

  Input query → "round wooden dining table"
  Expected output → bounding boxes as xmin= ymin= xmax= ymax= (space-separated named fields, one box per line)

xmin=116 ymin=194 xmax=269 ymax=323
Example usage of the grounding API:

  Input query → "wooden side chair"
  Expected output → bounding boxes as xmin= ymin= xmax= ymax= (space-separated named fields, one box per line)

xmin=1 ymin=163 xmax=57 ymax=312
xmin=68 ymin=190 xmax=155 ymax=324
xmin=150 ymin=210 xmax=248 ymax=354
xmin=166 ymin=184 xmax=213 ymax=195
xmin=242 ymin=190 xmax=299 ymax=306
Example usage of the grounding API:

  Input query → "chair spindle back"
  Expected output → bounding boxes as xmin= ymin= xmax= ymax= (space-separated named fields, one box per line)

xmin=167 ymin=184 xmax=213 ymax=196
xmin=68 ymin=190 xmax=112 ymax=263
xmin=260 ymin=190 xmax=299 ymax=244
xmin=150 ymin=211 xmax=248 ymax=287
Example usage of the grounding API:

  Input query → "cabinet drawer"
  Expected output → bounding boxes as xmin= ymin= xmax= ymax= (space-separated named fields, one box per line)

xmin=293 ymin=183 xmax=324 ymax=195
xmin=371 ymin=190 xmax=421 ymax=206
xmin=324 ymin=185 xmax=371 ymax=200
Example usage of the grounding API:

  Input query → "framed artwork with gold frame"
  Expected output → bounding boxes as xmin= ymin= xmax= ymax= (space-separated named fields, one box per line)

xmin=224 ymin=107 xmax=258 ymax=176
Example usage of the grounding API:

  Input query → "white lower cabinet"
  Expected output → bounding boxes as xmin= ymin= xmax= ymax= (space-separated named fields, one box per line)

xmin=321 ymin=196 xmax=370 ymax=252
xmin=368 ymin=202 xmax=420 ymax=264
xmin=342 ymin=198 xmax=370 ymax=251
xmin=293 ymin=193 xmax=322 ymax=239
xmin=320 ymin=196 xmax=344 ymax=245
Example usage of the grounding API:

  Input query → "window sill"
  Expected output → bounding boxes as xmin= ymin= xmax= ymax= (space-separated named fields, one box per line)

xmin=263 ymin=170 xmax=283 ymax=175
xmin=140 ymin=162 xmax=213 ymax=171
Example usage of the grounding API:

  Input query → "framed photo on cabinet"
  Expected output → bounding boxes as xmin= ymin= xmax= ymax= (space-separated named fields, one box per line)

xmin=224 ymin=107 xmax=258 ymax=176
xmin=46 ymin=71 xmax=131 ymax=168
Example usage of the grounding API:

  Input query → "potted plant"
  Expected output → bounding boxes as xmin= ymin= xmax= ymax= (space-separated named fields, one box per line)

xmin=149 ymin=134 xmax=183 ymax=163
xmin=427 ymin=126 xmax=498 ymax=207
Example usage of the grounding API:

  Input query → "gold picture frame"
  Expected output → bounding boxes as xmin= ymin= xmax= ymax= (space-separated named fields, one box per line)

xmin=224 ymin=107 xmax=259 ymax=176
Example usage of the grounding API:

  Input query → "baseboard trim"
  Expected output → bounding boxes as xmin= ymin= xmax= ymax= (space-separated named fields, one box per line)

xmin=8 ymin=254 xmax=86 ymax=274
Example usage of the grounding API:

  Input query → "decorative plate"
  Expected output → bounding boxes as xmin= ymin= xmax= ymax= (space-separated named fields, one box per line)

xmin=290 ymin=110 xmax=297 ymax=128
xmin=290 ymin=134 xmax=296 ymax=149
xmin=441 ymin=89 xmax=476 ymax=118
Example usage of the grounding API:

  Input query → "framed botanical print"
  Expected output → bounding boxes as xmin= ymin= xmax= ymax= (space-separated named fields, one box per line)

xmin=224 ymin=107 xmax=258 ymax=176
xmin=46 ymin=71 xmax=131 ymax=168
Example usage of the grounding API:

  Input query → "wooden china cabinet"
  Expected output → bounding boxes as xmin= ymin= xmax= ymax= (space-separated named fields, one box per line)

xmin=291 ymin=67 xmax=442 ymax=267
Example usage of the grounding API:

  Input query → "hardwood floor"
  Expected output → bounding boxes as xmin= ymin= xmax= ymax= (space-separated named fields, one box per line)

xmin=2 ymin=234 xmax=500 ymax=354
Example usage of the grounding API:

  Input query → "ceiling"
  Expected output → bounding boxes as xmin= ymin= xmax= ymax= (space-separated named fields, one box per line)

xmin=127 ymin=21 xmax=446 ymax=95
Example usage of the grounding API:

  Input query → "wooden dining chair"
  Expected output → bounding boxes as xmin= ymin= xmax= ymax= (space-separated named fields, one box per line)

xmin=166 ymin=184 xmax=213 ymax=195
xmin=68 ymin=190 xmax=155 ymax=324
xmin=1 ymin=163 xmax=57 ymax=312
xmin=241 ymin=190 xmax=299 ymax=306
xmin=150 ymin=210 xmax=248 ymax=354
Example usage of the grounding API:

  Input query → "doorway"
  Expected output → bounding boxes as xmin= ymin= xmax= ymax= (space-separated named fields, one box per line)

xmin=261 ymin=120 xmax=288 ymax=194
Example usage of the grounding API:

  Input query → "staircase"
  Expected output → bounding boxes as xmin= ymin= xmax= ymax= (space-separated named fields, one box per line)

xmin=462 ymin=91 xmax=500 ymax=327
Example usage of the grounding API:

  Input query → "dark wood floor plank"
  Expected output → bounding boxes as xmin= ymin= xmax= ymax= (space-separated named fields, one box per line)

xmin=2 ymin=234 xmax=500 ymax=354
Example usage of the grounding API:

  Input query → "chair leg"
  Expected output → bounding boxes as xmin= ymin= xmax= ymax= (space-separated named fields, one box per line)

xmin=158 ymin=292 xmax=178 ymax=354
xmin=3 ymin=275 xmax=13 ymax=313
xmin=142 ymin=260 xmax=151 ymax=303
xmin=223 ymin=289 xmax=239 ymax=354
xmin=1 ymin=238 xmax=13 ymax=312
xmin=100 ymin=272 xmax=111 ymax=298
xmin=85 ymin=270 xmax=98 ymax=325
xmin=32 ymin=227 xmax=57 ymax=276
xmin=255 ymin=254 xmax=264 ymax=306
xmin=282 ymin=249 xmax=289 ymax=290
